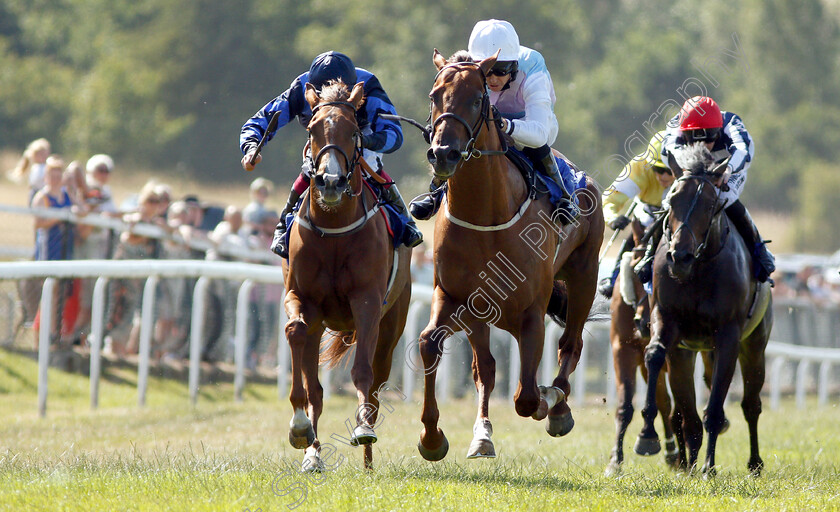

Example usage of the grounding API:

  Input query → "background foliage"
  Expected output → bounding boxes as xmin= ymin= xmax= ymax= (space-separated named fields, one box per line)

xmin=2 ymin=0 xmax=839 ymax=250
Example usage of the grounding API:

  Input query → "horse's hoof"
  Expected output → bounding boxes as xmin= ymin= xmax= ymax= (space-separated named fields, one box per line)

xmin=634 ymin=435 xmax=661 ymax=456
xmin=545 ymin=412 xmax=575 ymax=437
xmin=289 ymin=424 xmax=316 ymax=450
xmin=664 ymin=437 xmax=679 ymax=467
xmin=418 ymin=431 xmax=449 ymax=462
xmin=702 ymin=464 xmax=716 ymax=480
xmin=466 ymin=438 xmax=496 ymax=459
xmin=604 ymin=460 xmax=622 ymax=477
xmin=748 ymin=457 xmax=764 ymax=477
xmin=301 ymin=446 xmax=324 ymax=473
xmin=350 ymin=425 xmax=377 ymax=446
xmin=532 ymin=386 xmax=565 ymax=421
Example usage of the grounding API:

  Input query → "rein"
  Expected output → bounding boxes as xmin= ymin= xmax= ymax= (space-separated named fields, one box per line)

xmin=664 ymin=173 xmax=730 ymax=261
xmin=429 ymin=63 xmax=507 ymax=163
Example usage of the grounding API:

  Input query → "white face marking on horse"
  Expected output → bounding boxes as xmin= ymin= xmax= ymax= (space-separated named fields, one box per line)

xmin=323 ymin=152 xmax=343 ymax=178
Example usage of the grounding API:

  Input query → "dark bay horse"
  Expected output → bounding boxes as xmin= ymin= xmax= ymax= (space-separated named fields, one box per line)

xmin=416 ymin=50 xmax=604 ymax=461
xmin=635 ymin=143 xmax=772 ymax=476
xmin=282 ymin=81 xmax=412 ymax=470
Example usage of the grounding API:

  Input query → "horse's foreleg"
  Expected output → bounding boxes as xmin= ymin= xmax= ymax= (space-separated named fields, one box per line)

xmin=702 ymin=324 xmax=741 ymax=478
xmin=298 ymin=324 xmax=325 ymax=471
xmin=653 ymin=364 xmax=678 ymax=468
xmin=284 ymin=296 xmax=321 ymax=451
xmin=666 ymin=347 xmax=701 ymax=473
xmin=605 ymin=334 xmax=642 ymax=477
xmin=547 ymin=270 xmax=595 ymax=437
xmin=515 ymin=308 xmax=544 ymax=419
xmin=417 ymin=291 xmax=462 ymax=462
xmin=635 ymin=306 xmax=677 ymax=456
xmin=348 ymin=296 xmax=384 ymax=447
xmin=465 ymin=322 xmax=496 ymax=459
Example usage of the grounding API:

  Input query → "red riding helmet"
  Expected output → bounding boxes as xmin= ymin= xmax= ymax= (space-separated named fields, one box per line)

xmin=678 ymin=96 xmax=723 ymax=143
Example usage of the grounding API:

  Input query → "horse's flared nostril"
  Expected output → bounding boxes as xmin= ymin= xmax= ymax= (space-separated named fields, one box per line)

xmin=427 ymin=147 xmax=437 ymax=165
xmin=446 ymin=148 xmax=462 ymax=165
xmin=313 ymin=174 xmax=326 ymax=189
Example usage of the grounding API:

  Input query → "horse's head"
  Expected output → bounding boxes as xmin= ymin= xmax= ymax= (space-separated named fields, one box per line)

xmin=426 ymin=49 xmax=498 ymax=179
xmin=664 ymin=142 xmax=730 ymax=281
xmin=304 ymin=80 xmax=365 ymax=207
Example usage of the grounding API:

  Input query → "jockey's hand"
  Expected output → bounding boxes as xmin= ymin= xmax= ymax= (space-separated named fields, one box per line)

xmin=241 ymin=151 xmax=261 ymax=171
xmin=608 ymin=215 xmax=631 ymax=231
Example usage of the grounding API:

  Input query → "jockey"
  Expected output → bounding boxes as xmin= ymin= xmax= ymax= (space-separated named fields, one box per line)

xmin=597 ymin=131 xmax=675 ymax=298
xmin=240 ymin=51 xmax=424 ymax=258
xmin=634 ymin=96 xmax=776 ymax=283
xmin=409 ymin=19 xmax=578 ymax=224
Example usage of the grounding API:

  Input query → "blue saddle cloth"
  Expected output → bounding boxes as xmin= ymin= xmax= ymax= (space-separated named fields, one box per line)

xmin=506 ymin=148 xmax=587 ymax=208
xmin=282 ymin=181 xmax=405 ymax=258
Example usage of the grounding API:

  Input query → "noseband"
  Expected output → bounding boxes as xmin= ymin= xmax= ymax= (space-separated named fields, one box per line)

xmin=307 ymin=100 xmax=363 ymax=197
xmin=664 ymin=173 xmax=729 ymax=260
xmin=428 ymin=63 xmax=506 ymax=163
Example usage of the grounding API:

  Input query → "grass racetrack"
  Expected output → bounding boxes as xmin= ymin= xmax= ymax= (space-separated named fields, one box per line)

xmin=1 ymin=348 xmax=839 ymax=511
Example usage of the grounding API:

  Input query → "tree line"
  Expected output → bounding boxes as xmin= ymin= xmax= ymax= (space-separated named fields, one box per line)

xmin=2 ymin=0 xmax=838 ymax=250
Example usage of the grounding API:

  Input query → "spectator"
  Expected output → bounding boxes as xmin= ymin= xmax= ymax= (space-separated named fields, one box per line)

xmin=31 ymin=156 xmax=85 ymax=347
xmin=410 ymin=242 xmax=433 ymax=285
xmin=242 ymin=177 xmax=273 ymax=236
xmin=105 ymin=185 xmax=167 ymax=356
xmin=8 ymin=138 xmax=51 ymax=204
xmin=246 ymin=210 xmax=283 ymax=369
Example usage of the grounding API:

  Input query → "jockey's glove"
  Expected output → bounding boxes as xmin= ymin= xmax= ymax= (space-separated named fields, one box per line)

xmin=608 ymin=215 xmax=631 ymax=231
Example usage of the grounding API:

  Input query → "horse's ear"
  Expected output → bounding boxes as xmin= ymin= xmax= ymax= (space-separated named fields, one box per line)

xmin=433 ymin=48 xmax=447 ymax=70
xmin=478 ymin=49 xmax=500 ymax=76
xmin=349 ymin=82 xmax=365 ymax=110
xmin=305 ymin=82 xmax=320 ymax=110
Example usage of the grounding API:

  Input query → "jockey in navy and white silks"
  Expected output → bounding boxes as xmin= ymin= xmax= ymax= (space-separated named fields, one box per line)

xmin=409 ymin=19 xmax=578 ymax=225
xmin=240 ymin=51 xmax=423 ymax=258
xmin=660 ymin=105 xmax=754 ymax=208
xmin=634 ymin=96 xmax=775 ymax=284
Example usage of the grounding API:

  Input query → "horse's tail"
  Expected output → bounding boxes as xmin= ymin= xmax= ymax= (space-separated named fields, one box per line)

xmin=319 ymin=330 xmax=356 ymax=369
xmin=546 ymin=281 xmax=568 ymax=328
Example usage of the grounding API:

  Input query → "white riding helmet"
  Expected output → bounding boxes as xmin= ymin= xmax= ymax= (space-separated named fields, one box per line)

xmin=468 ymin=19 xmax=520 ymax=62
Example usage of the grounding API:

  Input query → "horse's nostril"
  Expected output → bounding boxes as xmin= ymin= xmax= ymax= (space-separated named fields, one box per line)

xmin=336 ymin=176 xmax=347 ymax=189
xmin=446 ymin=149 xmax=461 ymax=164
xmin=427 ymin=147 xmax=437 ymax=164
xmin=314 ymin=175 xmax=326 ymax=188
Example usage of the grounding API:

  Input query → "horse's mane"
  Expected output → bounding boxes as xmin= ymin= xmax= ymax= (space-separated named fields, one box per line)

xmin=448 ymin=50 xmax=474 ymax=64
xmin=318 ymin=80 xmax=351 ymax=102
xmin=675 ymin=142 xmax=715 ymax=175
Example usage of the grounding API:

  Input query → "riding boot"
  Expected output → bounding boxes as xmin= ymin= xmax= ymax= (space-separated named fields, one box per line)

xmin=725 ymin=199 xmax=776 ymax=283
xmin=270 ymin=189 xmax=302 ymax=258
xmin=634 ymin=220 xmax=664 ymax=284
xmin=539 ymin=153 xmax=580 ymax=226
xmin=598 ymin=235 xmax=634 ymax=298
xmin=409 ymin=178 xmax=446 ymax=221
xmin=384 ymin=184 xmax=424 ymax=248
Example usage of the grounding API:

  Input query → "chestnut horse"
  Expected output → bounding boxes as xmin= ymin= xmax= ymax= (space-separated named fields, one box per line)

xmin=282 ymin=81 xmax=412 ymax=470
xmin=415 ymin=50 xmax=604 ymax=461
xmin=635 ymin=143 xmax=772 ymax=476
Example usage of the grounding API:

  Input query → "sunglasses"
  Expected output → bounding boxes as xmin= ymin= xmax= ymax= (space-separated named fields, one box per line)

xmin=653 ymin=166 xmax=672 ymax=176
xmin=487 ymin=61 xmax=517 ymax=77
xmin=684 ymin=127 xmax=721 ymax=143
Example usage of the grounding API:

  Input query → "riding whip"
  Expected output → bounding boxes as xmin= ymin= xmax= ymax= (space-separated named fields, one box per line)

xmin=248 ymin=111 xmax=280 ymax=168
xmin=599 ymin=197 xmax=640 ymax=264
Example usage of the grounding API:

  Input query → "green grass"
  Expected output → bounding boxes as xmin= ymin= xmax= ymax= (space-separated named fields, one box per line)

xmin=2 ymin=348 xmax=840 ymax=511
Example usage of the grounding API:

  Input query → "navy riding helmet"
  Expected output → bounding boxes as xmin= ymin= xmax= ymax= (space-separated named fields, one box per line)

xmin=308 ymin=51 xmax=357 ymax=90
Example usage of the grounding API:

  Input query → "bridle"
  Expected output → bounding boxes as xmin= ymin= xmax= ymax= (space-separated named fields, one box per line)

xmin=307 ymin=100 xmax=364 ymax=197
xmin=427 ymin=62 xmax=507 ymax=165
xmin=664 ymin=172 xmax=729 ymax=261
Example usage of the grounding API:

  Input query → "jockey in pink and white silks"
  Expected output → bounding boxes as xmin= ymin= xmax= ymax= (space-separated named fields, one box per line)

xmin=409 ymin=19 xmax=578 ymax=225
xmin=634 ymin=96 xmax=776 ymax=284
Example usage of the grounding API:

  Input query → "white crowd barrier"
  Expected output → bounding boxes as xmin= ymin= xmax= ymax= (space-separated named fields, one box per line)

xmin=1 ymin=260 xmax=837 ymax=417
